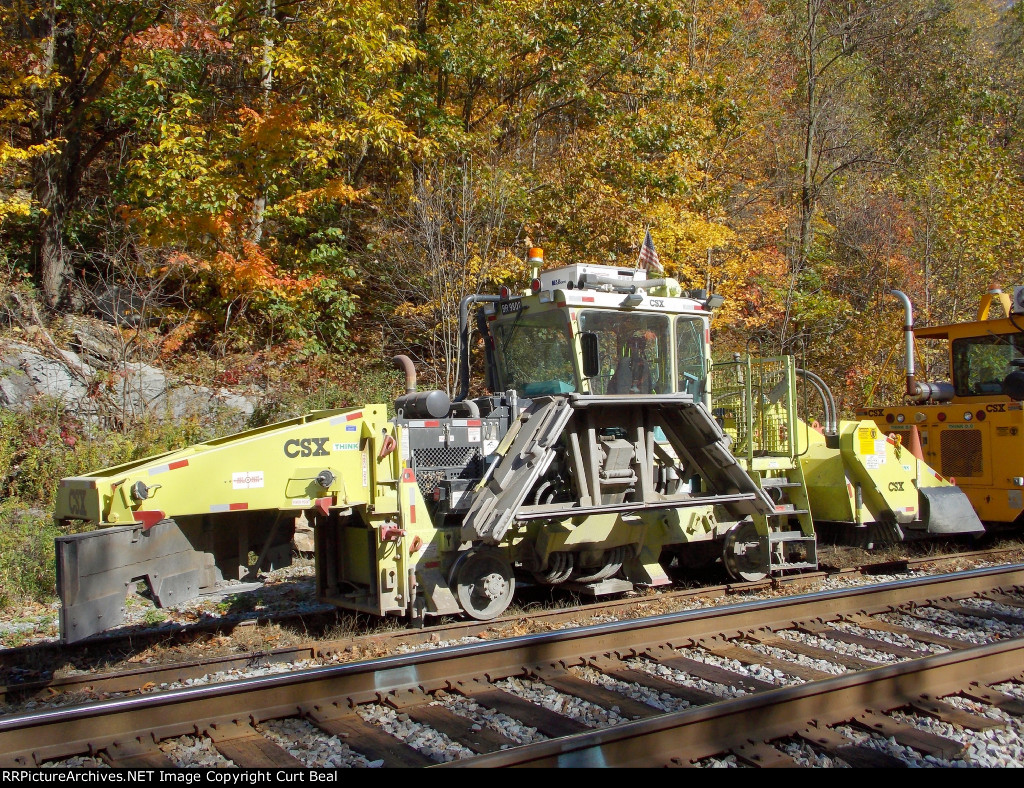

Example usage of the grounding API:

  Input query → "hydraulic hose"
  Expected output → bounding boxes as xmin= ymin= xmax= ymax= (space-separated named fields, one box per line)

xmin=795 ymin=368 xmax=837 ymax=435
xmin=455 ymin=294 xmax=502 ymax=402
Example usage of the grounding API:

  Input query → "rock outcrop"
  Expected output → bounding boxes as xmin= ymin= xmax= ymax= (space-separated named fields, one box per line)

xmin=0 ymin=316 xmax=257 ymax=426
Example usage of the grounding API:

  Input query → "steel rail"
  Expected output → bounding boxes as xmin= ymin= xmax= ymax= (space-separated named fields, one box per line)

xmin=4 ymin=543 xmax=1019 ymax=704
xmin=3 ymin=542 xmax=1018 ymax=695
xmin=446 ymin=635 xmax=1024 ymax=767
xmin=1 ymin=564 xmax=1023 ymax=764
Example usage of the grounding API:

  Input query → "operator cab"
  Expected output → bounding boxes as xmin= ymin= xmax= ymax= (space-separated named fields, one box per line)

xmin=483 ymin=256 xmax=718 ymax=406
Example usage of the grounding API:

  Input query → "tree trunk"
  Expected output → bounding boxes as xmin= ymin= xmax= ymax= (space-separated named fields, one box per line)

xmin=32 ymin=7 xmax=80 ymax=309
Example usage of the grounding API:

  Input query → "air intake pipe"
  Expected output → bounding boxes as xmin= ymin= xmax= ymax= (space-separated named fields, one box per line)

xmin=891 ymin=290 xmax=954 ymax=403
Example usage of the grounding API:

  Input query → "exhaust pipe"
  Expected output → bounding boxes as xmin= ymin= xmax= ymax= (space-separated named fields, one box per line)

xmin=890 ymin=290 xmax=953 ymax=403
xmin=393 ymin=355 xmax=417 ymax=394
xmin=891 ymin=290 xmax=918 ymax=399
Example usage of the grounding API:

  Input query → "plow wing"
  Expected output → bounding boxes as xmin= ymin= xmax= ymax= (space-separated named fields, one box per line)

xmin=54 ymin=405 xmax=391 ymax=641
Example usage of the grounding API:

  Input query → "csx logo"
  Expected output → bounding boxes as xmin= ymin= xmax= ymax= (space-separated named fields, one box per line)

xmin=986 ymin=403 xmax=1006 ymax=413
xmin=284 ymin=437 xmax=330 ymax=458
xmin=68 ymin=489 xmax=87 ymax=517
xmin=888 ymin=481 xmax=905 ymax=492
xmin=863 ymin=409 xmax=885 ymax=417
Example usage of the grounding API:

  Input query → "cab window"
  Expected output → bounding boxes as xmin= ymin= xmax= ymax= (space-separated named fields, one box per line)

xmin=952 ymin=334 xmax=1024 ymax=396
xmin=492 ymin=310 xmax=577 ymax=396
xmin=578 ymin=311 xmax=670 ymax=395
xmin=676 ymin=317 xmax=706 ymax=399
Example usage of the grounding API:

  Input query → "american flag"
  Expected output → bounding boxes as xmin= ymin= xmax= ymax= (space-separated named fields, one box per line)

xmin=638 ymin=229 xmax=664 ymax=273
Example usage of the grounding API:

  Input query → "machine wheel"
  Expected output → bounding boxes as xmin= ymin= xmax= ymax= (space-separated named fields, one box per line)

xmin=723 ymin=520 xmax=770 ymax=582
xmin=452 ymin=549 xmax=515 ymax=620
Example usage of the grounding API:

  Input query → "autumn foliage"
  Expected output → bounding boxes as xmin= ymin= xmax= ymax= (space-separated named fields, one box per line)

xmin=0 ymin=0 xmax=1021 ymax=405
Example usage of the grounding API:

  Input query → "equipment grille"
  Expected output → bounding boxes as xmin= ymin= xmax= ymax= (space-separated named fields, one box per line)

xmin=939 ymin=429 xmax=984 ymax=478
xmin=412 ymin=447 xmax=483 ymax=497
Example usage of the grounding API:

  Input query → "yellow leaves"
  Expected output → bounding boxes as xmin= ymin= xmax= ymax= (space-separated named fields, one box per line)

xmin=0 ymin=139 xmax=58 ymax=225
xmin=279 ymin=180 xmax=365 ymax=215
xmin=0 ymin=195 xmax=32 ymax=222
xmin=0 ymin=140 xmax=57 ymax=167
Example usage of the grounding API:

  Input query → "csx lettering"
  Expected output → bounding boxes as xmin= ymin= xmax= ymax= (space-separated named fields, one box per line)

xmin=863 ymin=408 xmax=885 ymax=417
xmin=284 ymin=437 xmax=330 ymax=458
xmin=888 ymin=481 xmax=905 ymax=492
xmin=650 ymin=299 xmax=665 ymax=307
xmin=986 ymin=403 xmax=1007 ymax=413
xmin=68 ymin=488 xmax=87 ymax=517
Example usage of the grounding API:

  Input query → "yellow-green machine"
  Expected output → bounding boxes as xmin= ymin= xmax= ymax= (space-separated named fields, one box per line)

xmin=52 ymin=249 xmax=981 ymax=642
xmin=709 ymin=354 xmax=982 ymax=578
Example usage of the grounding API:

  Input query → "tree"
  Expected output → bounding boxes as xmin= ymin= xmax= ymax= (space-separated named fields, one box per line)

xmin=0 ymin=1 xmax=176 ymax=307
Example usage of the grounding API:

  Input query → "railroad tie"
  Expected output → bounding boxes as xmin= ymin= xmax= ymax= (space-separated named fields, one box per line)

xmin=306 ymin=708 xmax=433 ymax=767
xmin=698 ymin=636 xmax=835 ymax=682
xmin=795 ymin=724 xmax=908 ymax=768
xmin=653 ymin=653 xmax=777 ymax=694
xmin=850 ymin=710 xmax=966 ymax=760
xmin=843 ymin=613 xmax=971 ymax=650
xmin=530 ymin=665 xmax=662 ymax=720
xmin=451 ymin=679 xmax=590 ymax=738
xmin=959 ymin=682 xmax=1024 ymax=716
xmin=928 ymin=599 xmax=1024 ymax=626
xmin=588 ymin=658 xmax=722 ymax=707
xmin=405 ymin=703 xmax=520 ymax=754
xmin=797 ymin=621 xmax=930 ymax=659
xmin=379 ymin=686 xmax=524 ymax=754
xmin=982 ymin=592 xmax=1024 ymax=610
xmin=911 ymin=694 xmax=1004 ymax=730
xmin=728 ymin=739 xmax=804 ymax=768
xmin=204 ymin=720 xmax=306 ymax=768
xmin=99 ymin=736 xmax=175 ymax=769
xmin=746 ymin=631 xmax=881 ymax=671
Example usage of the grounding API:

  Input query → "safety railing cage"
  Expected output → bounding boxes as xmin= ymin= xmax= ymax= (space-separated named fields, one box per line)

xmin=711 ymin=355 xmax=799 ymax=465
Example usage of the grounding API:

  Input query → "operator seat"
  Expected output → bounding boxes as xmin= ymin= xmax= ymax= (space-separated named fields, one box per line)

xmin=609 ymin=353 xmax=653 ymax=394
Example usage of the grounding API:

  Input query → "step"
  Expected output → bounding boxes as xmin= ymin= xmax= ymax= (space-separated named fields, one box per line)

xmin=771 ymin=561 xmax=819 ymax=571
xmin=767 ymin=531 xmax=816 ymax=545
xmin=766 ymin=504 xmax=810 ymax=516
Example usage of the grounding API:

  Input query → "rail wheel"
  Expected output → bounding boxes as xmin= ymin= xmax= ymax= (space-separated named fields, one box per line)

xmin=452 ymin=548 xmax=515 ymax=620
xmin=723 ymin=520 xmax=770 ymax=582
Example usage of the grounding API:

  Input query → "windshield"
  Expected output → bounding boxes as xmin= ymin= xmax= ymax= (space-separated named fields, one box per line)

xmin=492 ymin=309 xmax=577 ymax=396
xmin=676 ymin=317 xmax=706 ymax=398
xmin=952 ymin=333 xmax=1024 ymax=396
xmin=578 ymin=311 xmax=671 ymax=395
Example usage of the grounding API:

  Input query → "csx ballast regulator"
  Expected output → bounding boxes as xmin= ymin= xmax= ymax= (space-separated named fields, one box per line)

xmin=52 ymin=247 xmax=982 ymax=642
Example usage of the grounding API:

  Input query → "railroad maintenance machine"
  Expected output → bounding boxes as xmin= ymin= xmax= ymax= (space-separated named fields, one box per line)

xmin=52 ymin=249 xmax=982 ymax=642
xmin=858 ymin=286 xmax=1024 ymax=528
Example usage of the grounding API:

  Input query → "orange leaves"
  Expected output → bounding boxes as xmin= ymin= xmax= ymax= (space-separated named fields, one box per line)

xmin=130 ymin=13 xmax=231 ymax=54
xmin=212 ymin=241 xmax=320 ymax=301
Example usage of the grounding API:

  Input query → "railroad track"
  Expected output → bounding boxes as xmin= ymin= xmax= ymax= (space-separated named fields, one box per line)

xmin=3 ymin=564 xmax=1024 ymax=768
xmin=3 ymin=544 xmax=1019 ymax=706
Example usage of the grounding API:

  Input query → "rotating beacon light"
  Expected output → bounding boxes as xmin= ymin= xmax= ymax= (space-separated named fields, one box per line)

xmin=529 ymin=247 xmax=544 ymax=282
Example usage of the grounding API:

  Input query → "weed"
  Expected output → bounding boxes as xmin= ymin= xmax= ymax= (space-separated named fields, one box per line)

xmin=142 ymin=608 xmax=168 ymax=625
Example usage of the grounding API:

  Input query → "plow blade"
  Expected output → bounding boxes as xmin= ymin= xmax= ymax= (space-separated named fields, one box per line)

xmin=919 ymin=486 xmax=985 ymax=535
xmin=56 ymin=520 xmax=217 ymax=642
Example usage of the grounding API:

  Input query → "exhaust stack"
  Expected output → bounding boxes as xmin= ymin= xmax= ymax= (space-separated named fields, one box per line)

xmin=890 ymin=290 xmax=953 ymax=403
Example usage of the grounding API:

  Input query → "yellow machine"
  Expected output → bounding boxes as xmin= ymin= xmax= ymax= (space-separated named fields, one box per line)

xmin=857 ymin=288 xmax=1024 ymax=526
xmin=50 ymin=250 xmax=983 ymax=642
